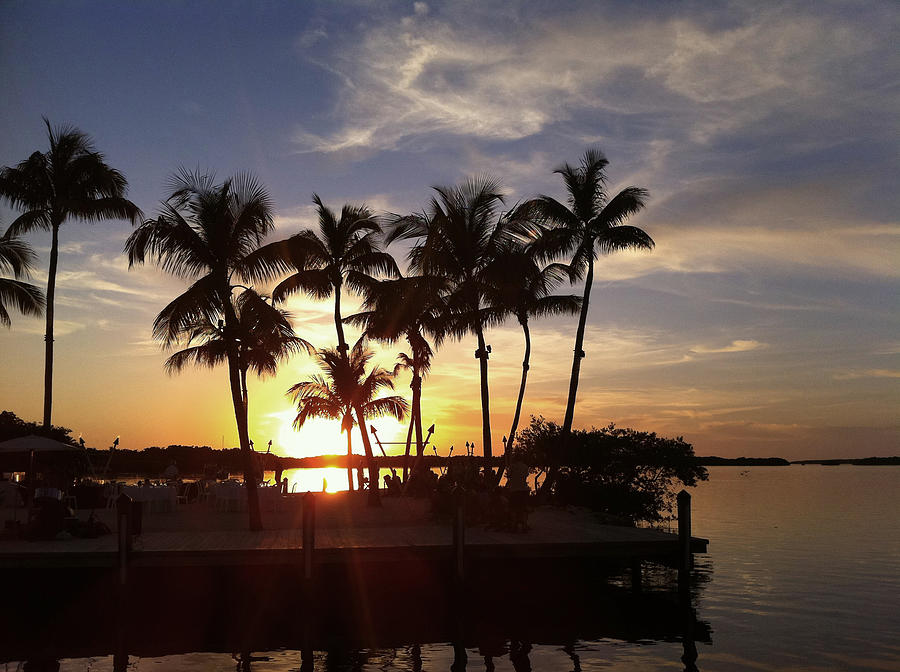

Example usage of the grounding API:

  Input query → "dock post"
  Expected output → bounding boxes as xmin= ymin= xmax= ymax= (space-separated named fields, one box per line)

xmin=677 ymin=489 xmax=692 ymax=595
xmin=116 ymin=493 xmax=133 ymax=585
xmin=302 ymin=492 xmax=316 ymax=581
xmin=677 ymin=490 xmax=692 ymax=570
xmin=115 ymin=493 xmax=132 ymax=671
xmin=452 ymin=489 xmax=465 ymax=583
xmin=301 ymin=492 xmax=316 ymax=666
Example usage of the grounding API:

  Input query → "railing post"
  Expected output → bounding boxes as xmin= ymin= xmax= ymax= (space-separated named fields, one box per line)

xmin=452 ymin=489 xmax=465 ymax=583
xmin=302 ymin=492 xmax=316 ymax=581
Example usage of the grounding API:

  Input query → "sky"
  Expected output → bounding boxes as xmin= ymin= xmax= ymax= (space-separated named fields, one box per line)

xmin=1 ymin=0 xmax=897 ymax=460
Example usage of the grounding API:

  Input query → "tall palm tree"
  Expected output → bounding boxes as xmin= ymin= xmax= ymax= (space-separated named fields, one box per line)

xmin=387 ymin=176 xmax=510 ymax=469
xmin=125 ymin=169 xmax=277 ymax=530
xmin=482 ymin=243 xmax=581 ymax=457
xmin=523 ymin=149 xmax=653 ymax=484
xmin=346 ymin=274 xmax=445 ymax=479
xmin=0 ymin=228 xmax=45 ymax=327
xmin=164 ymin=288 xmax=313 ymax=420
xmin=0 ymin=119 xmax=141 ymax=426
xmin=244 ymin=194 xmax=399 ymax=356
xmin=288 ymin=339 xmax=408 ymax=506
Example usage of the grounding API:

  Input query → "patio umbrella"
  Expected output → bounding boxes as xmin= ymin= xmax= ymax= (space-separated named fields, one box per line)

xmin=0 ymin=435 xmax=83 ymax=523
xmin=0 ymin=434 xmax=81 ymax=454
xmin=0 ymin=434 xmax=81 ymax=470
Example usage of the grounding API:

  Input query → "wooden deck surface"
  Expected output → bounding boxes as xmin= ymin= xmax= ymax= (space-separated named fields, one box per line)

xmin=0 ymin=498 xmax=707 ymax=568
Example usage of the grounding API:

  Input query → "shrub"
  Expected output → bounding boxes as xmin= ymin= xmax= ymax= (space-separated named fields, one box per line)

xmin=516 ymin=416 xmax=708 ymax=523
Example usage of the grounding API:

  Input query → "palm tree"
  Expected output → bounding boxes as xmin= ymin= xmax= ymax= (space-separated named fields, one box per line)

xmin=125 ymin=169 xmax=278 ymax=530
xmin=244 ymin=194 xmax=399 ymax=356
xmin=286 ymin=363 xmax=357 ymax=493
xmin=387 ymin=176 xmax=510 ymax=470
xmin=346 ymin=274 xmax=445 ymax=480
xmin=0 ymin=228 xmax=45 ymax=327
xmin=288 ymin=339 xmax=408 ymax=506
xmin=164 ymin=288 xmax=313 ymax=420
xmin=0 ymin=119 xmax=141 ymax=427
xmin=523 ymin=149 xmax=653 ymax=485
xmin=482 ymin=243 xmax=581 ymax=458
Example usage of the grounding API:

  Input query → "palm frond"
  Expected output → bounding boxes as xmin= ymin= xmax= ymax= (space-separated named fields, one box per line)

xmin=272 ymin=268 xmax=333 ymax=302
xmin=0 ymin=231 xmax=39 ymax=278
xmin=240 ymin=239 xmax=299 ymax=284
xmin=363 ymin=396 xmax=409 ymax=422
xmin=152 ymin=274 xmax=222 ymax=346
xmin=5 ymin=209 xmax=52 ymax=237
xmin=589 ymin=186 xmax=650 ymax=231
xmin=0 ymin=277 xmax=45 ymax=327
xmin=164 ymin=342 xmax=227 ymax=374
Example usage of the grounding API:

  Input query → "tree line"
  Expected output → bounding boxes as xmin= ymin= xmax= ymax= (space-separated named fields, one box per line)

xmin=1 ymin=119 xmax=654 ymax=529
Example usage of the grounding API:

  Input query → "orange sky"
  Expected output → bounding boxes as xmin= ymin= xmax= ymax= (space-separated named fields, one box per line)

xmin=1 ymin=1 xmax=898 ymax=460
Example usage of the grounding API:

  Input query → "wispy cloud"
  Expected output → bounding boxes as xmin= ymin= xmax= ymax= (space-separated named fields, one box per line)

xmin=691 ymin=340 xmax=766 ymax=355
xmin=833 ymin=369 xmax=900 ymax=380
xmin=291 ymin=2 xmax=896 ymax=157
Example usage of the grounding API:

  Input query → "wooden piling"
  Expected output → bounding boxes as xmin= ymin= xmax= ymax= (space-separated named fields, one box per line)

xmin=302 ymin=492 xmax=316 ymax=581
xmin=452 ymin=491 xmax=465 ymax=582
xmin=115 ymin=493 xmax=132 ymax=669
xmin=631 ymin=559 xmax=643 ymax=593
xmin=677 ymin=489 xmax=692 ymax=597
xmin=677 ymin=489 xmax=692 ymax=572
xmin=116 ymin=493 xmax=132 ymax=586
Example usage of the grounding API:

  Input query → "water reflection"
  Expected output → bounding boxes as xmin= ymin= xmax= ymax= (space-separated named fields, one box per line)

xmin=9 ymin=571 xmax=709 ymax=671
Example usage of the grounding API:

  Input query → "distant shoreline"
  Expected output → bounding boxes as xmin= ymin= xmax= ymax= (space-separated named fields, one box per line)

xmin=697 ymin=456 xmax=900 ymax=466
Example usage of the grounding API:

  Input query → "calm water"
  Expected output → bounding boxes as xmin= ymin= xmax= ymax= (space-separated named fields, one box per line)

xmin=12 ymin=466 xmax=900 ymax=671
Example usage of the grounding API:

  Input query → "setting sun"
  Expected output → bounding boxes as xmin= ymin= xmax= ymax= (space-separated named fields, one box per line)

xmin=268 ymin=409 xmax=408 ymax=459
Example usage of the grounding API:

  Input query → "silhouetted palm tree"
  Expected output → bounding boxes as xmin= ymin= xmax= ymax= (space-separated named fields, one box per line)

xmin=289 ymin=339 xmax=408 ymax=505
xmin=0 ymin=119 xmax=141 ymax=426
xmin=482 ymin=244 xmax=581 ymax=456
xmin=125 ymin=169 xmax=276 ymax=530
xmin=0 ymin=228 xmax=45 ymax=327
xmin=346 ymin=274 xmax=446 ymax=479
xmin=287 ymin=363 xmax=357 ymax=493
xmin=165 ymin=288 xmax=313 ymax=420
xmin=522 ymin=149 xmax=652 ymax=485
xmin=387 ymin=176 xmax=509 ymax=469
xmin=244 ymin=194 xmax=399 ymax=356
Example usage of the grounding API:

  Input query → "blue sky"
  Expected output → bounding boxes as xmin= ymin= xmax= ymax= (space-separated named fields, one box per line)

xmin=1 ymin=0 xmax=898 ymax=458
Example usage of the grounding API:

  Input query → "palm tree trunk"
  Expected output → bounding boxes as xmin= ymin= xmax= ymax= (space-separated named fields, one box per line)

xmin=346 ymin=429 xmax=354 ymax=492
xmin=42 ymin=222 xmax=60 ymax=428
xmin=224 ymin=298 xmax=263 ymax=530
xmin=507 ymin=316 xmax=532 ymax=456
xmin=354 ymin=404 xmax=381 ymax=507
xmin=543 ymin=253 xmax=594 ymax=495
xmin=475 ymin=325 xmax=493 ymax=472
xmin=402 ymin=413 xmax=414 ymax=481
xmin=563 ymin=254 xmax=594 ymax=434
xmin=412 ymin=372 xmax=424 ymax=458
xmin=240 ymin=366 xmax=249 ymax=418
xmin=412 ymin=373 xmax=424 ymax=481
xmin=333 ymin=281 xmax=348 ymax=355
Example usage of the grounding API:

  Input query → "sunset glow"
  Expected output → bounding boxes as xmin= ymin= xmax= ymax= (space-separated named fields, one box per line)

xmin=269 ymin=410 xmax=408 ymax=460
xmin=1 ymin=1 xmax=897 ymax=460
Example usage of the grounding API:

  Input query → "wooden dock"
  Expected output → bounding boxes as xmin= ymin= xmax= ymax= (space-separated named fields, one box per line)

xmin=0 ymin=496 xmax=707 ymax=570
xmin=0 ymin=494 xmax=709 ymax=662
